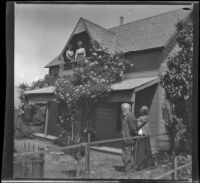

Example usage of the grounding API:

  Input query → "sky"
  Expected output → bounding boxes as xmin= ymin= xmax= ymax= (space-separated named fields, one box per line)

xmin=14 ymin=3 xmax=191 ymax=86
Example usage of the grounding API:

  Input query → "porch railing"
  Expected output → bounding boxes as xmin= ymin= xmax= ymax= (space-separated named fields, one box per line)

xmin=59 ymin=57 xmax=92 ymax=77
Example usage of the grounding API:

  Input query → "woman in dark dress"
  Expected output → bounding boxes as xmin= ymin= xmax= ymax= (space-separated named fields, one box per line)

xmin=120 ymin=103 xmax=138 ymax=172
xmin=135 ymin=106 xmax=154 ymax=170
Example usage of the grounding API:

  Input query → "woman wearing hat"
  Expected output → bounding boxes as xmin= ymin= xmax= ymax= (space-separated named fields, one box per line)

xmin=75 ymin=40 xmax=86 ymax=60
xmin=120 ymin=103 xmax=138 ymax=172
xmin=135 ymin=106 xmax=154 ymax=171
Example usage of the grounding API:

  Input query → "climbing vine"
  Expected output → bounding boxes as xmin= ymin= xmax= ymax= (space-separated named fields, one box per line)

xmin=54 ymin=40 xmax=132 ymax=139
xmin=160 ymin=21 xmax=193 ymax=154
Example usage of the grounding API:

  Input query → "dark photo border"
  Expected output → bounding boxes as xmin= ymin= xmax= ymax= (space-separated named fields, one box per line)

xmin=2 ymin=1 xmax=199 ymax=182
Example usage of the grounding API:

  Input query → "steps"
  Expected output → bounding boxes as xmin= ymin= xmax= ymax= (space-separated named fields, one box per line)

xmin=90 ymin=146 xmax=122 ymax=155
xmin=33 ymin=133 xmax=58 ymax=143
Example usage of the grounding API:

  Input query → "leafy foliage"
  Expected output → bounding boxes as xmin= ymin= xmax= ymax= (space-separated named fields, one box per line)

xmin=160 ymin=21 xmax=193 ymax=154
xmin=16 ymin=74 xmax=58 ymax=138
xmin=14 ymin=110 xmax=34 ymax=139
xmin=54 ymin=40 xmax=132 ymax=140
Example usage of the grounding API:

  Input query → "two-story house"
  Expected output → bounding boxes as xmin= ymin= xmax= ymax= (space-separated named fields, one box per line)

xmin=24 ymin=8 xmax=192 ymax=151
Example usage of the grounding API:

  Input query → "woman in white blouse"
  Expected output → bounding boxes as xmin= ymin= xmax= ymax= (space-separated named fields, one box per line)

xmin=65 ymin=44 xmax=74 ymax=61
xmin=75 ymin=40 xmax=86 ymax=60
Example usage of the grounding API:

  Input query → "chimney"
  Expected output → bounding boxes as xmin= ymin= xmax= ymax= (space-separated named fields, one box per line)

xmin=120 ymin=16 xmax=124 ymax=25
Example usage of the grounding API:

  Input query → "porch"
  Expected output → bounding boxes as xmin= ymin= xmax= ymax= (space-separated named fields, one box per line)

xmin=24 ymin=76 xmax=160 ymax=148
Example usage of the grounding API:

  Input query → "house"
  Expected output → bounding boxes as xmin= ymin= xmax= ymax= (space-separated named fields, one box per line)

xmin=24 ymin=8 xmax=192 ymax=151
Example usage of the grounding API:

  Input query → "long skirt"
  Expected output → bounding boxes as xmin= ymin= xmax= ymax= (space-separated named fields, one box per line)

xmin=134 ymin=136 xmax=154 ymax=171
xmin=121 ymin=141 xmax=136 ymax=172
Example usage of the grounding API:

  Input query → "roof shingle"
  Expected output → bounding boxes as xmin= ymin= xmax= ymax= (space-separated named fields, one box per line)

xmin=81 ymin=18 xmax=116 ymax=53
xmin=45 ymin=55 xmax=60 ymax=68
xmin=24 ymin=76 xmax=158 ymax=95
xmin=45 ymin=8 xmax=192 ymax=68
xmin=109 ymin=8 xmax=191 ymax=52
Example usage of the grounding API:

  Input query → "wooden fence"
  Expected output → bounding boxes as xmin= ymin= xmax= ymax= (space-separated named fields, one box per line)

xmin=14 ymin=142 xmax=45 ymax=178
xmin=154 ymin=156 xmax=192 ymax=180
xmin=14 ymin=133 xmax=167 ymax=178
xmin=14 ymin=133 xmax=192 ymax=179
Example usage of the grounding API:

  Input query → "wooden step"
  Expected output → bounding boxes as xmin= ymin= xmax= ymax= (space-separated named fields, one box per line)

xmin=90 ymin=146 xmax=122 ymax=155
xmin=33 ymin=133 xmax=58 ymax=143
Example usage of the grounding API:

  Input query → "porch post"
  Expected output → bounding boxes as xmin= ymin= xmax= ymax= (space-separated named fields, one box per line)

xmin=72 ymin=122 xmax=74 ymax=140
xmin=131 ymin=91 xmax=136 ymax=115
xmin=44 ymin=102 xmax=49 ymax=136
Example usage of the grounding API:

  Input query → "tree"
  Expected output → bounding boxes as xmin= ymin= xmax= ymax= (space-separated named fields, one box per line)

xmin=16 ymin=74 xmax=58 ymax=138
xmin=160 ymin=21 xmax=193 ymax=154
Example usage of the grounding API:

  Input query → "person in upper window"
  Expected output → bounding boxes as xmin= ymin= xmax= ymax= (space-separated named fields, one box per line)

xmin=65 ymin=44 xmax=74 ymax=62
xmin=75 ymin=40 xmax=86 ymax=60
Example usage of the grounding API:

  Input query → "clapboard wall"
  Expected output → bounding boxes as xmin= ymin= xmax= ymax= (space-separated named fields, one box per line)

xmin=49 ymin=66 xmax=59 ymax=77
xmin=125 ymin=48 xmax=162 ymax=74
xmin=47 ymin=102 xmax=59 ymax=137
xmin=95 ymin=102 xmax=121 ymax=140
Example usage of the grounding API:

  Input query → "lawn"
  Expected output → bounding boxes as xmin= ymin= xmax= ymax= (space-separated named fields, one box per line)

xmin=14 ymin=138 xmax=191 ymax=179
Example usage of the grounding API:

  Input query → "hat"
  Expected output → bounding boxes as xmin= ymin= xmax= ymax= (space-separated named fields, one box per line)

xmin=121 ymin=103 xmax=131 ymax=110
xmin=140 ymin=106 xmax=149 ymax=115
xmin=77 ymin=40 xmax=83 ymax=45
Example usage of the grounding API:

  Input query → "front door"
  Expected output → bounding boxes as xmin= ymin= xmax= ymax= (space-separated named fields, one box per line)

xmin=47 ymin=102 xmax=59 ymax=137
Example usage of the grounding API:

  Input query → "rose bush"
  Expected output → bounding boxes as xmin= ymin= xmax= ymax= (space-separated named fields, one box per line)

xmin=54 ymin=40 xmax=132 ymax=140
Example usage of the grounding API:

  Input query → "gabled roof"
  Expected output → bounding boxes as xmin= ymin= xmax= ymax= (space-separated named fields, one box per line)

xmin=111 ymin=76 xmax=158 ymax=90
xmin=24 ymin=86 xmax=55 ymax=94
xmin=61 ymin=17 xmax=116 ymax=55
xmin=45 ymin=55 xmax=60 ymax=68
xmin=45 ymin=8 xmax=192 ymax=68
xmin=81 ymin=18 xmax=116 ymax=53
xmin=109 ymin=8 xmax=192 ymax=52
xmin=24 ymin=76 xmax=159 ymax=95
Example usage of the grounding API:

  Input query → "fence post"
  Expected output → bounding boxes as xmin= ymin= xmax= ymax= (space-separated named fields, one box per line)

xmin=172 ymin=152 xmax=177 ymax=179
xmin=85 ymin=133 xmax=90 ymax=177
xmin=174 ymin=156 xmax=177 ymax=179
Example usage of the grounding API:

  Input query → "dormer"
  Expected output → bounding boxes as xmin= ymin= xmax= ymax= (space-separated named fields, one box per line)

xmin=44 ymin=8 xmax=192 ymax=78
xmin=44 ymin=17 xmax=115 ymax=77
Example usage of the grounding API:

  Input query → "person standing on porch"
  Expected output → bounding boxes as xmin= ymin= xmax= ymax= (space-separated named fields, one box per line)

xmin=121 ymin=103 xmax=138 ymax=172
xmin=135 ymin=106 xmax=154 ymax=170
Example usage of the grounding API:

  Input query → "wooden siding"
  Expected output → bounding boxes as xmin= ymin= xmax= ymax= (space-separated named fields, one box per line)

xmin=156 ymin=28 xmax=184 ymax=149
xmin=73 ymin=20 xmax=86 ymax=35
xmin=157 ymin=85 xmax=170 ymax=150
xmin=26 ymin=94 xmax=56 ymax=103
xmin=158 ymin=12 xmax=192 ymax=76
xmin=47 ymin=102 xmax=59 ymax=137
xmin=125 ymin=49 xmax=162 ymax=74
xmin=49 ymin=66 xmax=59 ymax=77
xmin=126 ymin=70 xmax=158 ymax=79
xmin=95 ymin=103 xmax=121 ymax=140
xmin=104 ymin=90 xmax=133 ymax=103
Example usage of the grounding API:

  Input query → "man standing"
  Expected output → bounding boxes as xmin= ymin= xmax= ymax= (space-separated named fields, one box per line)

xmin=121 ymin=103 xmax=138 ymax=172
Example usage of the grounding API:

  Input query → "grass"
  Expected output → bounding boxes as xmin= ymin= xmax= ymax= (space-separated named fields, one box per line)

xmin=13 ymin=138 xmax=191 ymax=179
